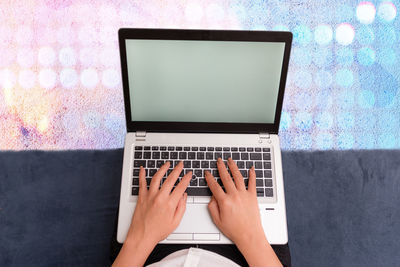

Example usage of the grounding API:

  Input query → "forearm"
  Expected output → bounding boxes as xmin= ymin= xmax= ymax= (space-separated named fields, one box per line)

xmin=112 ymin=236 xmax=155 ymax=267
xmin=236 ymin=234 xmax=282 ymax=267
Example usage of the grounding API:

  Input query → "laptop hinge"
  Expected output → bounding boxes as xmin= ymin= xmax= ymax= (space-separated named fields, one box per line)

xmin=259 ymin=132 xmax=270 ymax=139
xmin=135 ymin=131 xmax=146 ymax=137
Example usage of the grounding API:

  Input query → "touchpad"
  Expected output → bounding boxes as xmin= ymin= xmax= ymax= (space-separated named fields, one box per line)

xmin=174 ymin=203 xmax=219 ymax=234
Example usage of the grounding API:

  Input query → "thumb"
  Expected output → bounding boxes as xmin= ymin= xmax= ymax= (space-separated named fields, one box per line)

xmin=208 ymin=196 xmax=221 ymax=227
xmin=173 ymin=193 xmax=187 ymax=227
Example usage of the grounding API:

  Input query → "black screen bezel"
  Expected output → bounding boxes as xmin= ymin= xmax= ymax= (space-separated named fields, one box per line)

xmin=119 ymin=28 xmax=292 ymax=134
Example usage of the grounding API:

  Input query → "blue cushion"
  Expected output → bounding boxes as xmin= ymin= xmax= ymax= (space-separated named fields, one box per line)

xmin=1 ymin=149 xmax=399 ymax=266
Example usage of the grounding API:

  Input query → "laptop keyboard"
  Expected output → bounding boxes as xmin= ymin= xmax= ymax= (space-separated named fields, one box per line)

xmin=131 ymin=145 xmax=274 ymax=198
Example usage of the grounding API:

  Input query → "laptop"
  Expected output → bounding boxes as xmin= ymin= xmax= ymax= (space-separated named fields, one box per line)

xmin=117 ymin=28 xmax=292 ymax=245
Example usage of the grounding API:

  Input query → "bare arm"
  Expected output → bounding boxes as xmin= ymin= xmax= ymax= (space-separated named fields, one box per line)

xmin=205 ymin=158 xmax=282 ymax=267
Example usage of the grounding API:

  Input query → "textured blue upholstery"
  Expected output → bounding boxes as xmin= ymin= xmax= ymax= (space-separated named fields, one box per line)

xmin=1 ymin=150 xmax=399 ymax=266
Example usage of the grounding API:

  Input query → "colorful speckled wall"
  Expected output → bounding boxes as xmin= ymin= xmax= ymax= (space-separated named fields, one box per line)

xmin=0 ymin=0 xmax=399 ymax=150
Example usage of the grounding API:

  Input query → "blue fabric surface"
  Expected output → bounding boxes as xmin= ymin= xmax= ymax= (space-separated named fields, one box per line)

xmin=1 ymin=149 xmax=399 ymax=266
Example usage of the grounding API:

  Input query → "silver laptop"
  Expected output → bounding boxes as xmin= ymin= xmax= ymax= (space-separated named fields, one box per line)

xmin=117 ymin=28 xmax=292 ymax=244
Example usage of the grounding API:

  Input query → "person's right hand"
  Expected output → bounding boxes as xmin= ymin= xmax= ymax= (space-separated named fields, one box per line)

xmin=205 ymin=158 xmax=282 ymax=267
xmin=204 ymin=158 xmax=264 ymax=246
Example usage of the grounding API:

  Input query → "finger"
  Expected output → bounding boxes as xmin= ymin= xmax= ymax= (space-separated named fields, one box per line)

xmin=160 ymin=161 xmax=184 ymax=194
xmin=138 ymin=166 xmax=147 ymax=197
xmin=172 ymin=193 xmax=187 ymax=228
xmin=248 ymin=166 xmax=256 ymax=194
xmin=217 ymin=158 xmax=236 ymax=193
xmin=149 ymin=161 xmax=170 ymax=194
xmin=227 ymin=158 xmax=245 ymax=191
xmin=170 ymin=171 xmax=192 ymax=204
xmin=208 ymin=196 xmax=221 ymax=227
xmin=205 ymin=170 xmax=225 ymax=201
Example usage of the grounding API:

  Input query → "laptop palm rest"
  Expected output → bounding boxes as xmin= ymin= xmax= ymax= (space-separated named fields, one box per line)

xmin=169 ymin=203 xmax=220 ymax=241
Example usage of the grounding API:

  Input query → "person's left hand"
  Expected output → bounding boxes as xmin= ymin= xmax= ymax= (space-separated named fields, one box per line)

xmin=127 ymin=161 xmax=191 ymax=244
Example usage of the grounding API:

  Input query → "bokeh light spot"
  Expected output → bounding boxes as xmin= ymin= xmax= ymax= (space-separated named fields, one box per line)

xmin=102 ymin=69 xmax=120 ymax=89
xmin=60 ymin=68 xmax=78 ymax=89
xmin=81 ymin=68 xmax=99 ymax=89
xmin=38 ymin=47 xmax=56 ymax=66
xmin=280 ymin=111 xmax=291 ymax=130
xmin=335 ymin=23 xmax=355 ymax=45
xmin=378 ymin=2 xmax=397 ymax=22
xmin=356 ymin=2 xmax=376 ymax=24
xmin=357 ymin=47 xmax=375 ymax=66
xmin=293 ymin=25 xmax=312 ymax=45
xmin=59 ymin=47 xmax=76 ymax=67
xmin=314 ymin=24 xmax=333 ymax=45
xmin=38 ymin=68 xmax=57 ymax=89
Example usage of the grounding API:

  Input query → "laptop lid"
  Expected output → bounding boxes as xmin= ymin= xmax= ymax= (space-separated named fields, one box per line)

xmin=119 ymin=28 xmax=292 ymax=134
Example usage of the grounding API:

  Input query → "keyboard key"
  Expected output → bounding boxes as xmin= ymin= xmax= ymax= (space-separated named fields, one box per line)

xmin=152 ymin=152 xmax=160 ymax=159
xmin=263 ymin=153 xmax=271 ymax=160
xmin=186 ymin=187 xmax=211 ymax=196
xmin=264 ymin=162 xmax=272 ymax=169
xmin=246 ymin=161 xmax=254 ymax=169
xmin=192 ymin=147 xmax=199 ymax=151
xmin=185 ymin=169 xmax=193 ymax=175
xmin=250 ymin=153 xmax=262 ymax=160
xmin=134 ymin=152 xmax=142 ymax=159
xmin=255 ymin=170 xmax=263 ymax=178
xmin=206 ymin=152 xmax=213 ymax=160
xmin=135 ymin=146 xmax=143 ymax=150
xmin=264 ymin=170 xmax=272 ymax=178
xmin=231 ymin=147 xmax=238 ymax=152
xmin=256 ymin=179 xmax=263 ymax=187
xmin=194 ymin=169 xmax=202 ymax=178
xmin=223 ymin=152 xmax=231 ymax=160
xmin=133 ymin=168 xmax=140 ymax=176
xmin=196 ymin=152 xmax=205 ymax=160
xmin=149 ymin=169 xmax=157 ymax=176
xmin=144 ymin=152 xmax=151 ymax=159
xmin=256 ymin=188 xmax=264 ymax=197
xmin=161 ymin=152 xmax=169 ymax=159
xmin=247 ymin=147 xmax=254 ymax=152
xmin=237 ymin=161 xmax=245 ymax=169
xmin=168 ymin=146 xmax=174 ymax=151
xmin=240 ymin=170 xmax=248 ymax=177
xmin=148 ymin=160 xmax=155 ymax=168
xmin=239 ymin=147 xmax=246 ymax=152
xmin=174 ymin=160 xmax=180 ymax=167
xmin=176 ymin=147 xmax=183 ymax=151
xmin=265 ymin=188 xmax=273 ymax=197
xmin=144 ymin=146 xmax=150 ymax=150
xmin=156 ymin=160 xmax=164 ymax=168
xmin=199 ymin=147 xmax=206 ymax=151
xmin=255 ymin=161 xmax=263 ymax=169
xmin=214 ymin=152 xmax=222 ymax=160
xmin=215 ymin=147 xmax=222 ymax=151
xmin=132 ymin=178 xmax=139 ymax=186
xmin=241 ymin=153 xmax=249 ymax=160
xmin=263 ymin=147 xmax=271 ymax=152
xmin=192 ymin=161 xmax=200 ymax=168
xmin=210 ymin=161 xmax=217 ymax=168
xmin=199 ymin=178 xmax=207 ymax=186
xmin=190 ymin=178 xmax=198 ymax=186
xmin=179 ymin=152 xmax=187 ymax=159
xmin=232 ymin=153 xmax=240 ymax=160
xmin=207 ymin=147 xmax=214 ymax=151
xmin=184 ymin=147 xmax=190 ymax=151
xmin=223 ymin=147 xmax=230 ymax=151
xmin=152 ymin=146 xmax=159 ymax=151
xmin=264 ymin=179 xmax=273 ymax=187
xmin=134 ymin=160 xmax=146 ymax=168
xmin=201 ymin=161 xmax=209 ymax=168
xmin=170 ymin=152 xmax=178 ymax=159
xmin=188 ymin=152 xmax=196 ymax=159
xmin=184 ymin=161 xmax=191 ymax=168
xmin=160 ymin=146 xmax=167 ymax=151
xmin=146 ymin=178 xmax=152 ymax=186
xmin=255 ymin=147 xmax=261 ymax=152
xmin=132 ymin=187 xmax=139 ymax=195
xmin=212 ymin=169 xmax=219 ymax=177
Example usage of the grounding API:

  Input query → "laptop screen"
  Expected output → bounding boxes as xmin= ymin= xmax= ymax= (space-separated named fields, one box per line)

xmin=125 ymin=39 xmax=286 ymax=124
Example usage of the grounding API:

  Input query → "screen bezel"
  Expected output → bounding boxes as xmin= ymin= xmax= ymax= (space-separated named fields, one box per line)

xmin=119 ymin=28 xmax=292 ymax=134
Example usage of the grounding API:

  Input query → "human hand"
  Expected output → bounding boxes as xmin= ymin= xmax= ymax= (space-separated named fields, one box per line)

xmin=205 ymin=158 xmax=264 ymax=247
xmin=205 ymin=158 xmax=282 ymax=267
xmin=113 ymin=161 xmax=191 ymax=267
xmin=127 ymin=161 xmax=191 ymax=245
